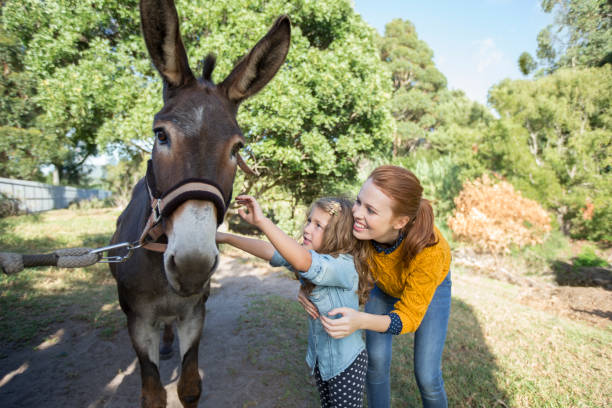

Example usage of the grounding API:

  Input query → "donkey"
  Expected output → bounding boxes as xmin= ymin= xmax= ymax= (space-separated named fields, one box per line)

xmin=108 ymin=1 xmax=290 ymax=407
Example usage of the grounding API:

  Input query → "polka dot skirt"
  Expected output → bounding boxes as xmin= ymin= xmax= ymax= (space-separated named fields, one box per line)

xmin=314 ymin=350 xmax=368 ymax=408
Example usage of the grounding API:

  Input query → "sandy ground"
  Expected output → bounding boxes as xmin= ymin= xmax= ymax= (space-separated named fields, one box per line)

xmin=0 ymin=256 xmax=300 ymax=408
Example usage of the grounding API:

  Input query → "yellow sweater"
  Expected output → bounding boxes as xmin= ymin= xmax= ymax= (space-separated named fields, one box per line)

xmin=368 ymin=226 xmax=451 ymax=334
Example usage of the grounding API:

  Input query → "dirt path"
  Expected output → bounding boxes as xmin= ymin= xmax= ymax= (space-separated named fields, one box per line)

xmin=0 ymin=255 xmax=301 ymax=408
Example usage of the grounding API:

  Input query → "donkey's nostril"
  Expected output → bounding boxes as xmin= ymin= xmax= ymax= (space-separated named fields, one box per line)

xmin=168 ymin=253 xmax=177 ymax=270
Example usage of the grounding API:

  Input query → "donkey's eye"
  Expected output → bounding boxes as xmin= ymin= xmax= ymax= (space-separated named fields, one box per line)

xmin=155 ymin=128 xmax=169 ymax=144
xmin=231 ymin=142 xmax=243 ymax=159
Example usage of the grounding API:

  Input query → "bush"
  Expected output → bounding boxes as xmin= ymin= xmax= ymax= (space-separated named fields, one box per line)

xmin=573 ymin=246 xmax=609 ymax=268
xmin=67 ymin=197 xmax=114 ymax=210
xmin=0 ymin=192 xmax=21 ymax=218
xmin=100 ymin=155 xmax=148 ymax=209
xmin=370 ymin=153 xmax=464 ymax=225
xmin=448 ymin=174 xmax=551 ymax=254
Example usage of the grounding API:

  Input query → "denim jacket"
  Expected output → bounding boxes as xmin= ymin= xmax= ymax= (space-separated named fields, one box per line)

xmin=270 ymin=250 xmax=365 ymax=381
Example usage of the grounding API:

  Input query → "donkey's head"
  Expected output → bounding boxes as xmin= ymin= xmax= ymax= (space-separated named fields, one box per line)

xmin=140 ymin=0 xmax=290 ymax=296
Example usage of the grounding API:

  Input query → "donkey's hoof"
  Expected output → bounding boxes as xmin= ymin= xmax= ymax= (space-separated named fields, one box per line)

xmin=160 ymin=344 xmax=173 ymax=360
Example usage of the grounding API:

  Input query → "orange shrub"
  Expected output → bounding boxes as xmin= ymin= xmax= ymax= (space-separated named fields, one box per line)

xmin=448 ymin=174 xmax=551 ymax=254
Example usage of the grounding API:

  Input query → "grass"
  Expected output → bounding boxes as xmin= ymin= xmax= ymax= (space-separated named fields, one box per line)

xmin=239 ymin=270 xmax=611 ymax=408
xmin=238 ymin=294 xmax=319 ymax=407
xmin=573 ymin=245 xmax=609 ymax=267
xmin=2 ymin=209 xmax=610 ymax=406
xmin=0 ymin=208 xmax=124 ymax=346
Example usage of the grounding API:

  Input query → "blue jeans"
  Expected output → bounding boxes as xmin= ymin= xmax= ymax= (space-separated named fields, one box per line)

xmin=364 ymin=272 xmax=451 ymax=408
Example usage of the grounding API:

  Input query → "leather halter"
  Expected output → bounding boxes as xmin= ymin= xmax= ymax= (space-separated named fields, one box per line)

xmin=138 ymin=160 xmax=231 ymax=253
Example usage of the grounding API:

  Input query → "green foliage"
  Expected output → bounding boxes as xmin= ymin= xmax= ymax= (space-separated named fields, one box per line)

xmin=512 ymin=229 xmax=572 ymax=273
xmin=573 ymin=245 xmax=609 ymax=267
xmin=376 ymin=18 xmax=492 ymax=202
xmin=100 ymin=153 xmax=148 ymax=207
xmin=378 ymin=19 xmax=447 ymax=154
xmin=509 ymin=0 xmax=612 ymax=241
xmin=519 ymin=51 xmax=537 ymax=75
xmin=486 ymin=66 xmax=612 ymax=240
xmin=0 ymin=0 xmax=143 ymax=183
xmin=227 ymin=0 xmax=393 ymax=203
xmin=0 ymin=23 xmax=58 ymax=180
xmin=67 ymin=197 xmax=114 ymax=210
xmin=387 ymin=154 xmax=462 ymax=224
xmin=531 ymin=0 xmax=612 ymax=72
xmin=426 ymin=89 xmax=493 ymax=177
xmin=1 ymin=0 xmax=393 ymax=201
xmin=0 ymin=126 xmax=49 ymax=180
xmin=0 ymin=28 xmax=40 ymax=127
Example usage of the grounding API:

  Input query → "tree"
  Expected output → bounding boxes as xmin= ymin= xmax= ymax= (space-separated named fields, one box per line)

xmin=485 ymin=67 xmax=612 ymax=241
xmin=0 ymin=0 xmax=393 ymax=201
xmin=518 ymin=51 xmax=537 ymax=75
xmin=0 ymin=25 xmax=53 ymax=180
xmin=377 ymin=19 xmax=447 ymax=155
xmin=519 ymin=0 xmax=612 ymax=74
xmin=1 ymin=0 xmax=143 ymax=183
xmin=375 ymin=18 xmax=494 ymax=223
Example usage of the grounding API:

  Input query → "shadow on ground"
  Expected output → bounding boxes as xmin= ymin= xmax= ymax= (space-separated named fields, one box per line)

xmin=550 ymin=260 xmax=612 ymax=290
xmin=389 ymin=297 xmax=510 ymax=407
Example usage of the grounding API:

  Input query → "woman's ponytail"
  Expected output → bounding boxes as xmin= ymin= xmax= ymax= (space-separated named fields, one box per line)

xmin=401 ymin=198 xmax=437 ymax=267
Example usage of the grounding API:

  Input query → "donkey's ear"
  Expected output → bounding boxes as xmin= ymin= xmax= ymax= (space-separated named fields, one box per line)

xmin=220 ymin=15 xmax=291 ymax=104
xmin=140 ymin=0 xmax=195 ymax=89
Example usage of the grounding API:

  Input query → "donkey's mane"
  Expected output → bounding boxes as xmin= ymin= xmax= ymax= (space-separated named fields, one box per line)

xmin=202 ymin=53 xmax=216 ymax=83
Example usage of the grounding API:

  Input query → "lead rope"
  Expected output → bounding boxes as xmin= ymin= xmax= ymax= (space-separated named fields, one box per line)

xmin=0 ymin=241 xmax=143 ymax=275
xmin=0 ymin=248 xmax=101 ymax=275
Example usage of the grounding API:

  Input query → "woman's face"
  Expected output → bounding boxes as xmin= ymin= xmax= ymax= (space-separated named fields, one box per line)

xmin=302 ymin=206 xmax=331 ymax=251
xmin=352 ymin=178 xmax=408 ymax=244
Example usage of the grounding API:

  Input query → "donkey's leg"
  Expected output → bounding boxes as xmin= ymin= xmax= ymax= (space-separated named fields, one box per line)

xmin=160 ymin=323 xmax=174 ymax=360
xmin=128 ymin=316 xmax=166 ymax=408
xmin=176 ymin=299 xmax=206 ymax=408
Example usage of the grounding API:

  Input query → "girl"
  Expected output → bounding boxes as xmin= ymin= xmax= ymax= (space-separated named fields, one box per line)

xmin=216 ymin=194 xmax=374 ymax=407
xmin=298 ymin=166 xmax=452 ymax=408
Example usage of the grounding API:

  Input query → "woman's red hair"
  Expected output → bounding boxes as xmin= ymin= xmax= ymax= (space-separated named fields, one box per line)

xmin=368 ymin=165 xmax=438 ymax=267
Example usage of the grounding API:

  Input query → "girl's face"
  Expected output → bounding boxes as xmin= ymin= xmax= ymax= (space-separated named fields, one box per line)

xmin=352 ymin=178 xmax=409 ymax=244
xmin=302 ymin=206 xmax=331 ymax=251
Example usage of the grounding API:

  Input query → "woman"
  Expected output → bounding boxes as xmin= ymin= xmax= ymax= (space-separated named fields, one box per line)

xmin=298 ymin=165 xmax=452 ymax=408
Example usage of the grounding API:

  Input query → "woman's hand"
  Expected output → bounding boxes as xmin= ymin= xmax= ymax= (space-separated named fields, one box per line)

xmin=320 ymin=307 xmax=362 ymax=339
xmin=297 ymin=286 xmax=319 ymax=319
xmin=235 ymin=195 xmax=266 ymax=227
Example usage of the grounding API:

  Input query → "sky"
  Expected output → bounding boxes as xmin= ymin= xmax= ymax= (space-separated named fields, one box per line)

xmin=353 ymin=0 xmax=554 ymax=106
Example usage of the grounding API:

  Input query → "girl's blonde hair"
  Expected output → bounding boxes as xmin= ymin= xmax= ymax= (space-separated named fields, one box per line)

xmin=298 ymin=197 xmax=374 ymax=305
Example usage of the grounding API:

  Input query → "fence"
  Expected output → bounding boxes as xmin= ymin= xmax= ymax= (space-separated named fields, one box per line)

xmin=0 ymin=177 xmax=112 ymax=213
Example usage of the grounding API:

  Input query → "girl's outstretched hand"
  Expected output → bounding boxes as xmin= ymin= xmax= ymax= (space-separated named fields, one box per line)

xmin=215 ymin=231 xmax=229 ymax=243
xmin=320 ymin=307 xmax=362 ymax=339
xmin=297 ymin=286 xmax=320 ymax=319
xmin=235 ymin=195 xmax=266 ymax=227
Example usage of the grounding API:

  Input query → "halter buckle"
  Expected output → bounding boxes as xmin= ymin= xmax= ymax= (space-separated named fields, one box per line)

xmin=153 ymin=199 xmax=163 ymax=223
